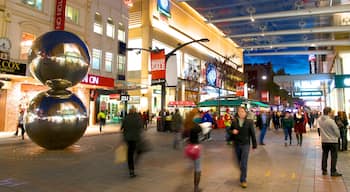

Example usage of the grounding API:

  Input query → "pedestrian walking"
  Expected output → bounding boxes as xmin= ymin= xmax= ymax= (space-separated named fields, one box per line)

xmin=335 ymin=111 xmax=348 ymax=151
xmin=14 ymin=109 xmax=25 ymax=140
xmin=294 ymin=109 xmax=306 ymax=146
xmin=230 ymin=106 xmax=257 ymax=188
xmin=121 ymin=107 xmax=143 ymax=178
xmin=224 ymin=108 xmax=232 ymax=145
xmin=97 ymin=110 xmax=106 ymax=132
xmin=183 ymin=108 xmax=203 ymax=192
xmin=256 ymin=110 xmax=270 ymax=145
xmin=282 ymin=111 xmax=294 ymax=146
xmin=172 ymin=108 xmax=183 ymax=149
xmin=318 ymin=107 xmax=342 ymax=177
xmin=142 ymin=111 xmax=148 ymax=130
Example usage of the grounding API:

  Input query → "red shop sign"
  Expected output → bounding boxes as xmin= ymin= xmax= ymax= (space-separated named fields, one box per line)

xmin=81 ymin=74 xmax=115 ymax=88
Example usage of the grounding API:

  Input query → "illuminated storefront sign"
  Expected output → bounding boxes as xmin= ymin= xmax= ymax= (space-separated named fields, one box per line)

xmin=120 ymin=94 xmax=130 ymax=101
xmin=81 ymin=74 xmax=114 ymax=88
xmin=54 ymin=0 xmax=66 ymax=30
xmin=151 ymin=49 xmax=166 ymax=83
xmin=335 ymin=74 xmax=350 ymax=88
xmin=206 ymin=63 xmax=216 ymax=87
xmin=0 ymin=58 xmax=26 ymax=76
xmin=236 ymin=82 xmax=244 ymax=97
xmin=293 ymin=91 xmax=323 ymax=97
xmin=157 ymin=0 xmax=171 ymax=18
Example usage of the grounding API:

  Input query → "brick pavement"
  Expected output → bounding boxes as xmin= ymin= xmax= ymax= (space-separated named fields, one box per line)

xmin=0 ymin=125 xmax=349 ymax=192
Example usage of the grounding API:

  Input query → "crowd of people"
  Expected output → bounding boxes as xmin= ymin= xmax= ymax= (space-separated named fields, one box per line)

xmin=13 ymin=104 xmax=349 ymax=191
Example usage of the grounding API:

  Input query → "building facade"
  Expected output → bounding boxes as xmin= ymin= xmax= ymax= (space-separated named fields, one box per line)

xmin=0 ymin=0 xmax=129 ymax=132
xmin=127 ymin=0 xmax=244 ymax=114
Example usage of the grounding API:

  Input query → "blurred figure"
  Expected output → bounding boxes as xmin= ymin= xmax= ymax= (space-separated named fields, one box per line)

xmin=121 ymin=107 xmax=143 ymax=178
xmin=183 ymin=108 xmax=203 ymax=192
xmin=201 ymin=110 xmax=213 ymax=141
xmin=256 ymin=110 xmax=270 ymax=145
xmin=230 ymin=107 xmax=257 ymax=188
xmin=142 ymin=111 xmax=148 ymax=131
xmin=272 ymin=111 xmax=280 ymax=130
xmin=14 ymin=108 xmax=25 ymax=140
xmin=318 ymin=107 xmax=342 ymax=177
xmin=224 ymin=108 xmax=232 ymax=145
xmin=294 ymin=109 xmax=306 ymax=146
xmin=97 ymin=110 xmax=106 ymax=133
xmin=172 ymin=108 xmax=183 ymax=149
xmin=282 ymin=111 xmax=294 ymax=146
xmin=335 ymin=111 xmax=348 ymax=151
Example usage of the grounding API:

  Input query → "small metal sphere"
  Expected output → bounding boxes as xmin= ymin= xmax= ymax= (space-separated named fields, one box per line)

xmin=25 ymin=90 xmax=88 ymax=150
xmin=28 ymin=30 xmax=90 ymax=88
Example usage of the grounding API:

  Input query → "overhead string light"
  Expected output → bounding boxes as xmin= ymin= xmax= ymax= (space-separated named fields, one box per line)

xmin=246 ymin=6 xmax=256 ymax=22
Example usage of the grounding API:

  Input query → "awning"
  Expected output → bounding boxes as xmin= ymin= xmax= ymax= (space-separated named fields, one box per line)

xmin=168 ymin=101 xmax=196 ymax=107
xmin=197 ymin=99 xmax=244 ymax=107
xmin=249 ymin=101 xmax=270 ymax=108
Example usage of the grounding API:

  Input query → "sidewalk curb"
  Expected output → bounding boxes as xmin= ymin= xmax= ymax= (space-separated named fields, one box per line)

xmin=0 ymin=131 xmax=122 ymax=147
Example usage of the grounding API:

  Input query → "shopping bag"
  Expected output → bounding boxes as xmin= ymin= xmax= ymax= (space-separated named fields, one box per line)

xmin=114 ymin=143 xmax=127 ymax=164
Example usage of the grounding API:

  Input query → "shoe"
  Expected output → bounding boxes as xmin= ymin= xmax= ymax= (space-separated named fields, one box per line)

xmin=331 ymin=172 xmax=342 ymax=177
xmin=240 ymin=182 xmax=247 ymax=188
xmin=322 ymin=171 xmax=327 ymax=175
xmin=260 ymin=143 xmax=265 ymax=145
xmin=129 ymin=173 xmax=137 ymax=178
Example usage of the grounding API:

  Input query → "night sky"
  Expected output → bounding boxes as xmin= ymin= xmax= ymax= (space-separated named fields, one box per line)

xmin=244 ymin=55 xmax=310 ymax=75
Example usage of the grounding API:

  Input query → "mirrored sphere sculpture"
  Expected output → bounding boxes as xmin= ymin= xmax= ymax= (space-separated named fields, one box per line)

xmin=25 ymin=31 xmax=90 ymax=150
xmin=25 ymin=91 xmax=88 ymax=150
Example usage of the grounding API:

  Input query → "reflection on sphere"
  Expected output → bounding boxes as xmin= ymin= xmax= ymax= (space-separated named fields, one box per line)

xmin=28 ymin=30 xmax=90 ymax=87
xmin=25 ymin=91 xmax=88 ymax=150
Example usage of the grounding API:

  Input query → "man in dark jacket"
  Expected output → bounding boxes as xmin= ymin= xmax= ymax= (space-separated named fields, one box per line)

xmin=121 ymin=107 xmax=143 ymax=178
xmin=230 ymin=106 xmax=257 ymax=188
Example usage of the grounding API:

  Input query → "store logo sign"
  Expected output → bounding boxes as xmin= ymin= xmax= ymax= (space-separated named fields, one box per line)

xmin=81 ymin=74 xmax=114 ymax=88
xmin=54 ymin=0 xmax=66 ymax=30
xmin=0 ymin=58 xmax=26 ymax=76
xmin=335 ymin=74 xmax=350 ymax=88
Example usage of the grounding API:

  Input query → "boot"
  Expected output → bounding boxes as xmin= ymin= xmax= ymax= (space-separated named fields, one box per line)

xmin=129 ymin=170 xmax=136 ymax=178
xmin=194 ymin=171 xmax=202 ymax=192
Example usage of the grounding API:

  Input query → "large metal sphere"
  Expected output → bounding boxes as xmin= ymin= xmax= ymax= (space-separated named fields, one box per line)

xmin=28 ymin=30 xmax=90 ymax=88
xmin=25 ymin=91 xmax=88 ymax=150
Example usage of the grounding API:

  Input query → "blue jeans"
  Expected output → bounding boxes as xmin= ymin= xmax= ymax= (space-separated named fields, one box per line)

xmin=284 ymin=127 xmax=292 ymax=144
xmin=234 ymin=144 xmax=250 ymax=182
xmin=259 ymin=124 xmax=267 ymax=144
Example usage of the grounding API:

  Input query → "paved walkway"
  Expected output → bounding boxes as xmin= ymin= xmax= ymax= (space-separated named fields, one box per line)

xmin=0 ymin=125 xmax=349 ymax=192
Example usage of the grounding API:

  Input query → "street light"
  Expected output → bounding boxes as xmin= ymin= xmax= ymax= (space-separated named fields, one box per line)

xmin=160 ymin=38 xmax=209 ymax=130
xmin=127 ymin=38 xmax=210 ymax=131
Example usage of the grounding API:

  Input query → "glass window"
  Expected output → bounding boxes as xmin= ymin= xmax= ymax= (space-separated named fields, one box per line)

xmin=20 ymin=32 xmax=35 ymax=60
xmin=22 ymin=0 xmax=42 ymax=10
xmin=118 ymin=55 xmax=126 ymax=74
xmin=106 ymin=17 xmax=115 ymax=38
xmin=66 ymin=5 xmax=79 ymax=24
xmin=93 ymin=12 xmax=103 ymax=34
xmin=105 ymin=52 xmax=113 ymax=72
xmin=92 ymin=48 xmax=102 ymax=70
xmin=118 ymin=23 xmax=126 ymax=42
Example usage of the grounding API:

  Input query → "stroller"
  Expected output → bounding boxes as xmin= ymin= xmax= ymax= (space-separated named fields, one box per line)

xmin=199 ymin=122 xmax=212 ymax=141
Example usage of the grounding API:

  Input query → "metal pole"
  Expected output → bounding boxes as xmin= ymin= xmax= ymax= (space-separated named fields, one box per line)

xmin=160 ymin=38 xmax=210 ymax=131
